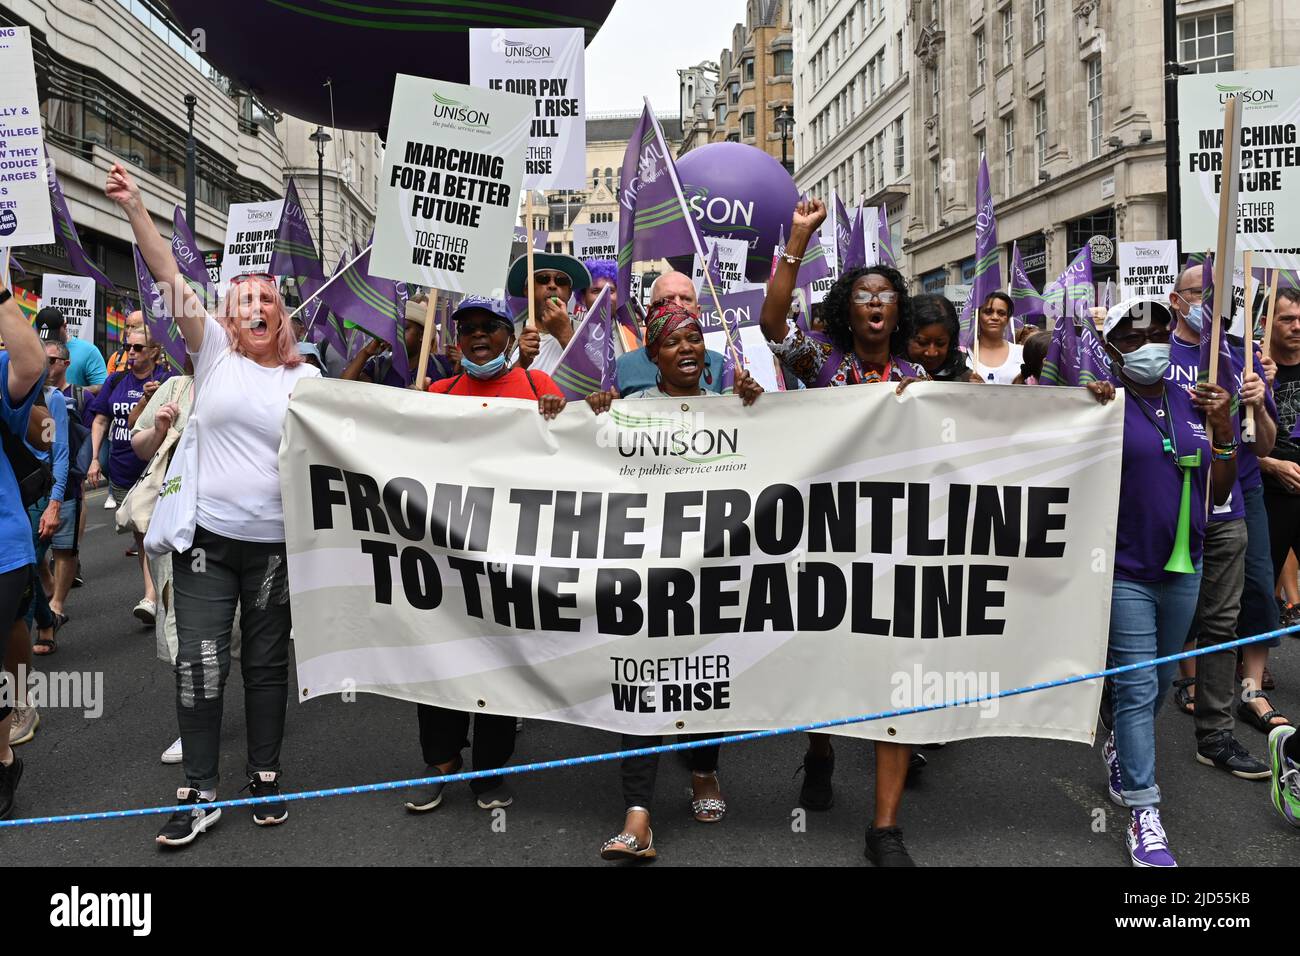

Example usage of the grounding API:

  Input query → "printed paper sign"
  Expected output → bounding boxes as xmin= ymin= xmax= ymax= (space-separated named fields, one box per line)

xmin=573 ymin=222 xmax=617 ymax=260
xmin=1117 ymin=241 xmax=1179 ymax=299
xmin=469 ymin=28 xmax=586 ymax=190
xmin=1180 ymin=66 xmax=1300 ymax=252
xmin=371 ymin=75 xmax=533 ymax=294
xmin=219 ymin=200 xmax=285 ymax=283
xmin=40 ymin=273 xmax=94 ymax=341
xmin=691 ymin=237 xmax=748 ymax=295
xmin=0 ymin=27 xmax=54 ymax=246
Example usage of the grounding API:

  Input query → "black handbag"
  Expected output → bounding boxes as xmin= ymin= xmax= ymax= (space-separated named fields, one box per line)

xmin=2 ymin=414 xmax=53 ymax=508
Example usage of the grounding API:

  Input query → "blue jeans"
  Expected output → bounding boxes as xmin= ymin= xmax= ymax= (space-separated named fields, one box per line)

xmin=1109 ymin=569 xmax=1202 ymax=806
xmin=1239 ymin=484 xmax=1279 ymax=645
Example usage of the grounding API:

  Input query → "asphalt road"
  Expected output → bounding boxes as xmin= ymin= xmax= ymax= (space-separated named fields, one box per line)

xmin=4 ymin=488 xmax=1298 ymax=867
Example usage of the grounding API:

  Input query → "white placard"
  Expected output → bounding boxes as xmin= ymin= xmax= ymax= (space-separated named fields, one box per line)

xmin=469 ymin=28 xmax=586 ymax=190
xmin=371 ymin=75 xmax=533 ymax=294
xmin=573 ymin=222 xmax=617 ymax=260
xmin=691 ymin=236 xmax=748 ymax=295
xmin=1117 ymin=240 xmax=1179 ymax=300
xmin=40 ymin=274 xmax=94 ymax=341
xmin=219 ymin=200 xmax=285 ymax=283
xmin=1179 ymin=66 xmax=1300 ymax=252
xmin=0 ymin=27 xmax=54 ymax=247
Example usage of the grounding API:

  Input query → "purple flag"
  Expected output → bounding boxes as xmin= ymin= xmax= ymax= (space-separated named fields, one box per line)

xmin=831 ymin=192 xmax=855 ymax=273
xmin=1038 ymin=313 xmax=1114 ymax=387
xmin=551 ymin=285 xmax=615 ymax=400
xmin=133 ymin=245 xmax=187 ymax=374
xmin=45 ymin=146 xmax=112 ymax=289
xmin=171 ymin=207 xmax=218 ymax=309
xmin=1077 ymin=320 xmax=1116 ymax=386
xmin=875 ymin=205 xmax=897 ymax=269
xmin=1008 ymin=243 xmax=1045 ymax=325
xmin=1043 ymin=246 xmax=1094 ymax=322
xmin=842 ymin=204 xmax=867 ymax=272
xmin=958 ymin=154 xmax=1002 ymax=347
xmin=269 ymin=178 xmax=325 ymax=292
xmin=321 ymin=246 xmax=409 ymax=386
xmin=616 ymin=103 xmax=705 ymax=329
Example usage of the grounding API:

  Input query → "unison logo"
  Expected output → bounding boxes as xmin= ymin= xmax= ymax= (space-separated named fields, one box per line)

xmin=607 ymin=408 xmax=742 ymax=464
xmin=1216 ymin=83 xmax=1276 ymax=104
xmin=501 ymin=37 xmax=551 ymax=58
xmin=246 ymin=208 xmax=274 ymax=222
xmin=432 ymin=92 xmax=490 ymax=127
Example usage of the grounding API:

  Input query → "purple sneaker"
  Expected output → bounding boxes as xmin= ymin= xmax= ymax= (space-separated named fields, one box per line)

xmin=1127 ymin=807 xmax=1177 ymax=868
xmin=1102 ymin=732 xmax=1126 ymax=806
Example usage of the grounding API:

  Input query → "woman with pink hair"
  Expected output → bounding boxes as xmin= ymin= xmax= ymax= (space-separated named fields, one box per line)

xmin=106 ymin=163 xmax=319 ymax=848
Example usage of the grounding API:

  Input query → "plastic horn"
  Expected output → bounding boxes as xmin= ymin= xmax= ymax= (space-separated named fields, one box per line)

xmin=1163 ymin=450 xmax=1202 ymax=574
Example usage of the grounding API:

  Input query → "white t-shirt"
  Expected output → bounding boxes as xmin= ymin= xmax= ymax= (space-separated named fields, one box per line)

xmin=190 ymin=315 xmax=320 ymax=542
xmin=973 ymin=342 xmax=1024 ymax=385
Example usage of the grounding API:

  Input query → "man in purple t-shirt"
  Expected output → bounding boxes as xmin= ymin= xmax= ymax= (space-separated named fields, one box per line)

xmin=85 ymin=327 xmax=171 ymax=627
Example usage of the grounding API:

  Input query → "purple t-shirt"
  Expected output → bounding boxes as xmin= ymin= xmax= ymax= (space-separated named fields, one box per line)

xmin=1166 ymin=337 xmax=1243 ymax=522
xmin=87 ymin=366 xmax=172 ymax=487
xmin=1116 ymin=380 xmax=1212 ymax=583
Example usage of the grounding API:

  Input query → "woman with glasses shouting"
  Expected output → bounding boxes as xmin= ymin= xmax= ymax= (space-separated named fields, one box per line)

xmin=85 ymin=325 xmax=172 ymax=629
xmin=758 ymin=196 xmax=927 ymax=867
xmin=106 ymin=161 xmax=321 ymax=848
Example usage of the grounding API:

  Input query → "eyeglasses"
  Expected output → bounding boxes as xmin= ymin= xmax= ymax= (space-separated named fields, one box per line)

xmin=46 ymin=357 xmax=66 ymax=366
xmin=1109 ymin=327 xmax=1172 ymax=350
xmin=534 ymin=271 xmax=572 ymax=287
xmin=1175 ymin=287 xmax=1204 ymax=302
xmin=852 ymin=290 xmax=899 ymax=305
xmin=231 ymin=273 xmax=275 ymax=284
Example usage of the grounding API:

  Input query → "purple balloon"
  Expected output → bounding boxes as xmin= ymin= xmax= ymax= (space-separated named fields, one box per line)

xmin=675 ymin=143 xmax=800 ymax=283
xmin=165 ymin=1 xmax=616 ymax=131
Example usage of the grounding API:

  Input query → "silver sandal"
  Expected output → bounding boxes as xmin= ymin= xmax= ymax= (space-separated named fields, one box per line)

xmin=600 ymin=828 xmax=656 ymax=861
xmin=691 ymin=772 xmax=727 ymax=823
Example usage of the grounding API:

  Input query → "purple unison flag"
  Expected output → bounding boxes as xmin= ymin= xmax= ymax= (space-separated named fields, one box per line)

xmin=269 ymin=178 xmax=325 ymax=292
xmin=1077 ymin=320 xmax=1116 ymax=386
xmin=320 ymin=246 xmax=409 ymax=386
xmin=841 ymin=204 xmax=868 ymax=272
xmin=875 ymin=205 xmax=897 ymax=269
xmin=171 ymin=207 xmax=218 ymax=309
xmin=1008 ymin=243 xmax=1045 ymax=325
xmin=1038 ymin=314 xmax=1080 ymax=386
xmin=831 ymin=192 xmax=854 ymax=273
xmin=133 ymin=245 xmax=188 ymax=373
xmin=1043 ymin=246 xmax=1094 ymax=322
xmin=958 ymin=154 xmax=1002 ymax=347
xmin=616 ymin=103 xmax=704 ymax=328
xmin=551 ymin=285 xmax=615 ymax=400
xmin=45 ymin=146 xmax=112 ymax=289
xmin=771 ymin=223 xmax=832 ymax=287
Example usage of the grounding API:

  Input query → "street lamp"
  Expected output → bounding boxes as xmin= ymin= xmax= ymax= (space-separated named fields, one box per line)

xmin=184 ymin=94 xmax=197 ymax=229
xmin=309 ymin=126 xmax=332 ymax=257
xmin=775 ymin=105 xmax=795 ymax=174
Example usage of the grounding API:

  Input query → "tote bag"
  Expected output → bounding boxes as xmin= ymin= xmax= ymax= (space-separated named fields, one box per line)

xmin=142 ymin=412 xmax=199 ymax=558
xmin=116 ymin=378 xmax=195 ymax=536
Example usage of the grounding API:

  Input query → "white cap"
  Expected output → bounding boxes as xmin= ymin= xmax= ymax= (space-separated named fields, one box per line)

xmin=1102 ymin=295 xmax=1176 ymax=340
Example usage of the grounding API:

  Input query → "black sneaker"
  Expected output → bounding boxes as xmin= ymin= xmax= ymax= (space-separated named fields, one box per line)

xmin=908 ymin=750 xmax=928 ymax=776
xmin=244 ymin=771 xmax=289 ymax=825
xmin=475 ymin=781 xmax=514 ymax=810
xmin=404 ymin=756 xmax=462 ymax=813
xmin=0 ymin=755 xmax=23 ymax=820
xmin=796 ymin=747 xmax=834 ymax=811
xmin=865 ymin=825 xmax=916 ymax=867
xmin=156 ymin=788 xmax=221 ymax=846
xmin=1196 ymin=731 xmax=1270 ymax=780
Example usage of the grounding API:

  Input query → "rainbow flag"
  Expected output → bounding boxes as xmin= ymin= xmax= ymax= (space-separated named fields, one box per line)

xmin=106 ymin=305 xmax=128 ymax=345
xmin=14 ymin=285 xmax=40 ymax=325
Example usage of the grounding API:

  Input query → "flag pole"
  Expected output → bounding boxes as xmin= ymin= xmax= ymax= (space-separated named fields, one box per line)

xmin=525 ymin=192 xmax=537 ymax=332
xmin=644 ymin=97 xmax=742 ymax=368
xmin=414 ymin=289 xmax=438 ymax=391
xmin=1243 ymin=250 xmax=1256 ymax=443
xmin=287 ymin=243 xmax=373 ymax=321
xmin=1263 ymin=268 xmax=1280 ymax=362
xmin=1205 ymin=95 xmax=1242 ymax=514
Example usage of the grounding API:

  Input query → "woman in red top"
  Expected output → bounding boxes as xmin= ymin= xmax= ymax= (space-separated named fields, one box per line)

xmin=427 ymin=295 xmax=566 ymax=419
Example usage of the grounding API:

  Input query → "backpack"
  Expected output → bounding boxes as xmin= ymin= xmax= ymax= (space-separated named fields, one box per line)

xmin=2 ymin=395 xmax=53 ymax=508
xmin=64 ymin=389 xmax=92 ymax=486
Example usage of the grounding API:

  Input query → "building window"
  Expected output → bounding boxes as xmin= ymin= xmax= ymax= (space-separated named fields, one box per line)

xmin=894 ymin=117 xmax=905 ymax=173
xmin=1032 ymin=0 xmax=1046 ymax=46
xmin=741 ymin=112 xmax=755 ymax=138
xmin=605 ymin=167 xmax=613 ymax=191
xmin=1033 ymin=96 xmax=1047 ymax=172
xmin=729 ymin=80 xmax=740 ymax=104
xmin=773 ymin=49 xmax=793 ymax=74
xmin=929 ymin=64 xmax=941 ymax=118
xmin=1179 ymin=11 xmax=1234 ymax=73
xmin=1003 ymin=115 xmax=1015 ymax=196
xmin=874 ymin=134 xmax=885 ymax=189
xmin=1001 ymin=6 xmax=1014 ymax=67
xmin=931 ymin=157 xmax=942 ymax=223
xmin=868 ymin=139 xmax=877 ymax=193
xmin=974 ymin=30 xmax=986 ymax=87
xmin=1087 ymin=56 xmax=1103 ymax=158
xmin=743 ymin=58 xmax=755 ymax=82
xmin=715 ymin=102 xmax=726 ymax=125
xmin=976 ymin=130 xmax=986 ymax=163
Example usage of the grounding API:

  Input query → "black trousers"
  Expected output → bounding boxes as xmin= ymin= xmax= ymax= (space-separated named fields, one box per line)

xmin=620 ymin=734 xmax=720 ymax=811
xmin=1265 ymin=487 xmax=1300 ymax=584
xmin=0 ymin=564 xmax=32 ymax=723
xmin=416 ymin=704 xmax=516 ymax=795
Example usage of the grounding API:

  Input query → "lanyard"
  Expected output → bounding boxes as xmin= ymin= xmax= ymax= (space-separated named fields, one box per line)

xmin=1130 ymin=388 xmax=1180 ymax=460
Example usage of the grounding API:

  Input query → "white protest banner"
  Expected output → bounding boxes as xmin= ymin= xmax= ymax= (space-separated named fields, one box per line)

xmin=469 ymin=28 xmax=586 ymax=190
xmin=860 ymin=206 xmax=882 ymax=267
xmin=371 ymin=76 xmax=533 ymax=294
xmin=691 ymin=237 xmax=748 ymax=295
xmin=284 ymin=380 xmax=1121 ymax=744
xmin=698 ymin=288 xmax=783 ymax=393
xmin=40 ymin=274 xmax=94 ymax=341
xmin=0 ymin=27 xmax=54 ymax=247
xmin=1117 ymin=240 xmax=1179 ymax=299
xmin=573 ymin=222 xmax=617 ymax=260
xmin=1180 ymin=66 xmax=1300 ymax=252
xmin=219 ymin=200 xmax=284 ymax=283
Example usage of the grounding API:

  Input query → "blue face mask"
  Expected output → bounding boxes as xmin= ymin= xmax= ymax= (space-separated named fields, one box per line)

xmin=461 ymin=352 xmax=508 ymax=380
xmin=1183 ymin=302 xmax=1204 ymax=334
xmin=1119 ymin=343 xmax=1171 ymax=385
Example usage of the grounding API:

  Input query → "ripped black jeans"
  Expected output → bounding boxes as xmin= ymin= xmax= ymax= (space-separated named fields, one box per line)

xmin=172 ymin=526 xmax=293 ymax=791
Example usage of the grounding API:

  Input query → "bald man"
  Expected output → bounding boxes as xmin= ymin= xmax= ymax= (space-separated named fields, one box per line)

xmin=106 ymin=310 xmax=147 ymax=375
xmin=614 ymin=271 xmax=727 ymax=397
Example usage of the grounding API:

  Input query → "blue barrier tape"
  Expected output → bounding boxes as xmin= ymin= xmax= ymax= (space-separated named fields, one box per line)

xmin=1 ymin=625 xmax=1294 ymax=829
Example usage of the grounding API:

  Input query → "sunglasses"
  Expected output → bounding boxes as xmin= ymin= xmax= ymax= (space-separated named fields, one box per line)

xmin=457 ymin=319 xmax=509 ymax=337
xmin=46 ymin=357 xmax=66 ymax=366
xmin=231 ymin=273 xmax=275 ymax=284
xmin=533 ymin=271 xmax=572 ymax=287
xmin=126 ymin=342 xmax=153 ymax=352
